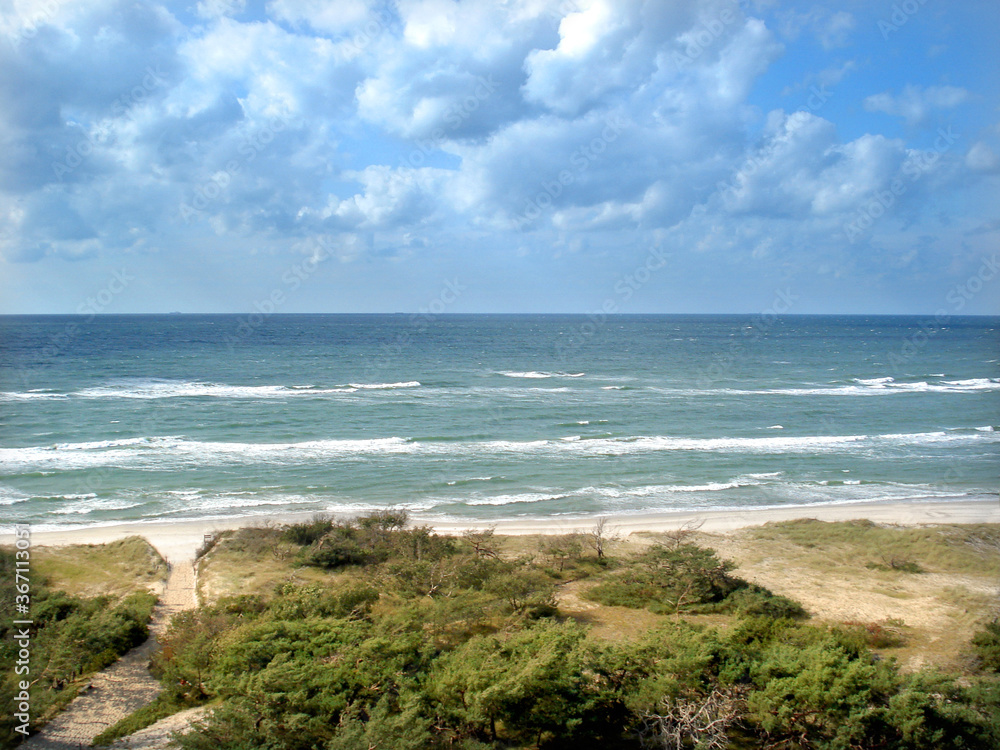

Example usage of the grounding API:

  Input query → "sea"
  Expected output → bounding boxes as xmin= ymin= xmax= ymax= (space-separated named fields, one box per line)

xmin=1 ymin=314 xmax=997 ymax=531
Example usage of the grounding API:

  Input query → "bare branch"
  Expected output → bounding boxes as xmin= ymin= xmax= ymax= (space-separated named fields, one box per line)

xmin=463 ymin=526 xmax=501 ymax=559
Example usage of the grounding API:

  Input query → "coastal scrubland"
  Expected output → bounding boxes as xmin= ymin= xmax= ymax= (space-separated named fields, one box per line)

xmin=0 ymin=537 xmax=165 ymax=746
xmin=3 ymin=518 xmax=999 ymax=749
xmin=148 ymin=515 xmax=1000 ymax=748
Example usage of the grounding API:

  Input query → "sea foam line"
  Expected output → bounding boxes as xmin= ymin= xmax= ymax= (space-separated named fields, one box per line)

xmin=2 ymin=430 xmax=996 ymax=471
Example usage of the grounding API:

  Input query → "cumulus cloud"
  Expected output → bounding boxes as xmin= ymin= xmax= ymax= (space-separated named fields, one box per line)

xmin=0 ymin=0 xmax=996 ymax=314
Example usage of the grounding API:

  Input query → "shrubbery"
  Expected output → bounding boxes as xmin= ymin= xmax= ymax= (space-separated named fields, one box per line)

xmin=972 ymin=618 xmax=1000 ymax=672
xmin=585 ymin=542 xmax=805 ymax=618
xmin=0 ymin=548 xmax=157 ymax=747
xmin=147 ymin=517 xmax=1000 ymax=749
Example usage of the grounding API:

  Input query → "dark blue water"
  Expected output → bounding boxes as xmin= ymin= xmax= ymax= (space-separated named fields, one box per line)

xmin=1 ymin=314 xmax=997 ymax=528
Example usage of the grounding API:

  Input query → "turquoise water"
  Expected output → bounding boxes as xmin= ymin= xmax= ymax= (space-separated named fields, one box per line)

xmin=1 ymin=314 xmax=997 ymax=528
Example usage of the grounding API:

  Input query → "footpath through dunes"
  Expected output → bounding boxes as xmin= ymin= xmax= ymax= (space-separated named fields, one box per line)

xmin=21 ymin=559 xmax=198 ymax=750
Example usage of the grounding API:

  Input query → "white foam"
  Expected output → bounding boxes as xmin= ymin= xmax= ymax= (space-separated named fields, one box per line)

xmin=50 ymin=498 xmax=144 ymax=515
xmin=855 ymin=377 xmax=895 ymax=386
xmin=623 ymin=482 xmax=742 ymax=496
xmin=347 ymin=381 xmax=421 ymax=390
xmin=0 ymin=486 xmax=32 ymax=506
xmin=943 ymin=378 xmax=1000 ymax=389
xmin=500 ymin=371 xmax=585 ymax=379
xmin=464 ymin=492 xmax=566 ymax=506
xmin=446 ymin=476 xmax=499 ymax=486
xmin=0 ymin=391 xmax=69 ymax=401
xmin=3 ymin=429 xmax=995 ymax=473
xmin=72 ymin=381 xmax=361 ymax=399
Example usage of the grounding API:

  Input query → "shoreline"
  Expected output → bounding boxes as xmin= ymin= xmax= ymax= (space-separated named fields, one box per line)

xmin=13 ymin=498 xmax=1000 ymax=564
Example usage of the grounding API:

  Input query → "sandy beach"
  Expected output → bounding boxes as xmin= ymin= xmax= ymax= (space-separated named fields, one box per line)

xmin=18 ymin=498 xmax=1000 ymax=564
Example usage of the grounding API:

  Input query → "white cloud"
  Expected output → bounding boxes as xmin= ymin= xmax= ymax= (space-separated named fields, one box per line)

xmin=266 ymin=0 xmax=371 ymax=34
xmin=965 ymin=141 xmax=1000 ymax=173
xmin=778 ymin=7 xmax=855 ymax=50
xmin=864 ymin=85 xmax=971 ymax=126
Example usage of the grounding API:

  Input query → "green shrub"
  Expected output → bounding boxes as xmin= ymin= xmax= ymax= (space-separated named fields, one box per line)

xmin=586 ymin=543 xmax=805 ymax=619
xmin=0 ymin=551 xmax=157 ymax=746
xmin=281 ymin=515 xmax=334 ymax=546
xmin=724 ymin=584 xmax=807 ymax=619
xmin=972 ymin=619 xmax=1000 ymax=672
xmin=140 ymin=531 xmax=1000 ymax=750
xmin=837 ymin=620 xmax=907 ymax=650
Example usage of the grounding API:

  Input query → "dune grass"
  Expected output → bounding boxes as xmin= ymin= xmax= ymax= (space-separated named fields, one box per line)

xmin=32 ymin=536 xmax=167 ymax=599
xmin=196 ymin=525 xmax=334 ymax=605
xmin=746 ymin=519 xmax=1000 ymax=576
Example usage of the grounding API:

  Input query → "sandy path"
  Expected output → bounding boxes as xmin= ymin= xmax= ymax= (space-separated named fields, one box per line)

xmin=21 ymin=563 xmax=197 ymax=749
xmin=106 ymin=707 xmax=208 ymax=750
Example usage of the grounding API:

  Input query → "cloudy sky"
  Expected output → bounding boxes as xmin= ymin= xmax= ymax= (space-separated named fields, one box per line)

xmin=1 ymin=0 xmax=998 ymax=314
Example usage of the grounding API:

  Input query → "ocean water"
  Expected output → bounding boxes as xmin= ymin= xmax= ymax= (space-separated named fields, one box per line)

xmin=1 ymin=314 xmax=997 ymax=530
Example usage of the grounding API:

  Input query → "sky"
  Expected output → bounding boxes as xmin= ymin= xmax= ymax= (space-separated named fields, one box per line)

xmin=1 ymin=0 xmax=998 ymax=315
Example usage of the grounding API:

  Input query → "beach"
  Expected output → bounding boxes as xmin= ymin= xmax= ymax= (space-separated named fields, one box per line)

xmin=22 ymin=498 xmax=1000 ymax=563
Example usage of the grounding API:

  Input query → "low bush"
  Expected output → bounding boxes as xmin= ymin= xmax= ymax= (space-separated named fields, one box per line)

xmin=281 ymin=515 xmax=335 ymax=546
xmin=0 ymin=548 xmax=157 ymax=746
xmin=585 ymin=543 xmax=805 ymax=619
xmin=972 ymin=618 xmax=1000 ymax=672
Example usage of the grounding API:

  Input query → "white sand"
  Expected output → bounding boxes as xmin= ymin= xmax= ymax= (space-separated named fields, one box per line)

xmin=17 ymin=499 xmax=1000 ymax=563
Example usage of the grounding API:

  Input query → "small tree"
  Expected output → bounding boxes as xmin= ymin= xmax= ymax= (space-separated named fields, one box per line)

xmin=542 ymin=534 xmax=584 ymax=572
xmin=464 ymin=527 xmax=502 ymax=559
xmin=656 ymin=519 xmax=705 ymax=551
xmin=357 ymin=509 xmax=409 ymax=531
xmin=587 ymin=517 xmax=618 ymax=560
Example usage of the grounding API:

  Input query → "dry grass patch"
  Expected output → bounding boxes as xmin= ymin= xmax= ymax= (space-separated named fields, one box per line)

xmin=197 ymin=526 xmax=333 ymax=604
xmin=684 ymin=520 xmax=1000 ymax=672
xmin=747 ymin=519 xmax=1000 ymax=575
xmin=33 ymin=536 xmax=166 ymax=599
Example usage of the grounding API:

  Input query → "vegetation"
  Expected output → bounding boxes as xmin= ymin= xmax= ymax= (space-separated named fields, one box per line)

xmin=972 ymin=618 xmax=1000 ymax=672
xmin=584 ymin=542 xmax=806 ymax=618
xmin=145 ymin=514 xmax=1000 ymax=750
xmin=748 ymin=519 xmax=1000 ymax=576
xmin=0 ymin=546 xmax=157 ymax=748
xmin=30 ymin=536 xmax=166 ymax=598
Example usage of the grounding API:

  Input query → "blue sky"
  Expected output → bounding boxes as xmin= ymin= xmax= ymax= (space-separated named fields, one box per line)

xmin=1 ymin=0 xmax=998 ymax=314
